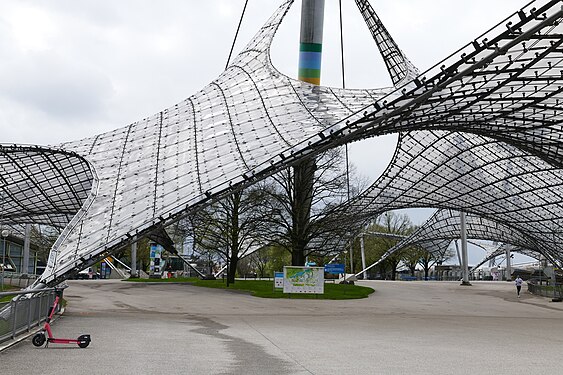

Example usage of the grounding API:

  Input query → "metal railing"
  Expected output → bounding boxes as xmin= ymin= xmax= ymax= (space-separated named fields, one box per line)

xmin=527 ymin=278 xmax=563 ymax=299
xmin=0 ymin=288 xmax=57 ymax=345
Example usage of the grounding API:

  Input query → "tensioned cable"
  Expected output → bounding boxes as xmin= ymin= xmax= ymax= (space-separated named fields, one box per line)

xmin=225 ymin=0 xmax=250 ymax=69
xmin=339 ymin=0 xmax=354 ymax=274
xmin=339 ymin=0 xmax=350 ymax=201
xmin=339 ymin=0 xmax=346 ymax=90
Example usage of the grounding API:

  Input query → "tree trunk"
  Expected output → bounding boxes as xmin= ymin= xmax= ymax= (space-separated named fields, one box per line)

xmin=291 ymin=159 xmax=315 ymax=266
xmin=228 ymin=254 xmax=238 ymax=284
xmin=227 ymin=192 xmax=241 ymax=284
xmin=291 ymin=250 xmax=306 ymax=267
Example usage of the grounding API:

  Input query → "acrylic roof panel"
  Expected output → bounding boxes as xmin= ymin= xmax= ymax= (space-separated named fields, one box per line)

xmin=341 ymin=128 xmax=563 ymax=266
xmin=403 ymin=209 xmax=539 ymax=253
xmin=313 ymin=3 xmax=563 ymax=267
xmin=2 ymin=0 xmax=563 ymax=285
xmin=471 ymin=242 xmax=539 ymax=271
xmin=0 ymin=146 xmax=93 ymax=228
xmin=342 ymin=1 xmax=563 ymax=167
xmin=28 ymin=0 xmax=389 ymax=284
xmin=356 ymin=209 xmax=545 ymax=276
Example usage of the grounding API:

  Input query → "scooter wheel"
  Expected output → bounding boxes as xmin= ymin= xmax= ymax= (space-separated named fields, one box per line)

xmin=78 ymin=341 xmax=90 ymax=348
xmin=77 ymin=334 xmax=90 ymax=348
xmin=32 ymin=333 xmax=46 ymax=347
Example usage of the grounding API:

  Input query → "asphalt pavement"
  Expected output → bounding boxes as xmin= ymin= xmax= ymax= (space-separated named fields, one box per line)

xmin=1 ymin=279 xmax=562 ymax=375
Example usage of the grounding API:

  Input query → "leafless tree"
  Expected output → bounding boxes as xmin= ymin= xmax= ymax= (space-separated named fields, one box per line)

xmin=190 ymin=187 xmax=270 ymax=284
xmin=260 ymin=147 xmax=365 ymax=265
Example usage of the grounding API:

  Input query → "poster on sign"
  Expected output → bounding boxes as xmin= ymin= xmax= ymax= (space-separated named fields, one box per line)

xmin=283 ymin=266 xmax=324 ymax=294
xmin=274 ymin=272 xmax=284 ymax=289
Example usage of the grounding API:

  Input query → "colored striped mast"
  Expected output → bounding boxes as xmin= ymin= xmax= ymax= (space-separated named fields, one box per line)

xmin=291 ymin=0 xmax=325 ymax=266
xmin=298 ymin=0 xmax=325 ymax=85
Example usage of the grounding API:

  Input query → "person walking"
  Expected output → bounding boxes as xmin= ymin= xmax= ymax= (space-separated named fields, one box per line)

xmin=515 ymin=275 xmax=523 ymax=298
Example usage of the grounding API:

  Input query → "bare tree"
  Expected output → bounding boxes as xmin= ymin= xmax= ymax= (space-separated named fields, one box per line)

xmin=247 ymin=246 xmax=270 ymax=278
xmin=402 ymin=246 xmax=426 ymax=277
xmin=355 ymin=212 xmax=416 ymax=279
xmin=418 ymin=247 xmax=456 ymax=280
xmin=261 ymin=148 xmax=363 ymax=265
xmin=29 ymin=225 xmax=60 ymax=263
xmin=190 ymin=187 xmax=270 ymax=284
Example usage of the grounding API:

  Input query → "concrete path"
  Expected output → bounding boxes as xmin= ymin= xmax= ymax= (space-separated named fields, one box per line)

xmin=1 ymin=280 xmax=562 ymax=374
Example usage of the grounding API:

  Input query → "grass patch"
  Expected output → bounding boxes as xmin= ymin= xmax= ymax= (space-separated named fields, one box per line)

xmin=0 ymin=296 xmax=12 ymax=303
xmin=0 ymin=285 xmax=20 ymax=303
xmin=0 ymin=319 xmax=9 ymax=335
xmin=126 ymin=278 xmax=374 ymax=299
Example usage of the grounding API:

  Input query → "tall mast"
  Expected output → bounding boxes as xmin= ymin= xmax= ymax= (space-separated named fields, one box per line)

xmin=291 ymin=0 xmax=325 ymax=266
xmin=298 ymin=0 xmax=325 ymax=85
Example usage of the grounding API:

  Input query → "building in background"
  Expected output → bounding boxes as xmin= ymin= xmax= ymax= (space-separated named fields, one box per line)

xmin=0 ymin=232 xmax=39 ymax=275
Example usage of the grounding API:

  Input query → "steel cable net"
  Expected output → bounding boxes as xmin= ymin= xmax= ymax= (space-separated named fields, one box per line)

xmin=346 ymin=1 xmax=563 ymax=165
xmin=342 ymin=128 xmax=563 ymax=266
xmin=413 ymin=210 xmax=537 ymax=251
xmin=1 ymin=0 xmax=394 ymax=285
xmin=397 ymin=209 xmax=537 ymax=257
xmin=355 ymin=209 xmax=545 ymax=276
xmin=1 ymin=0 xmax=563 ymax=285
xmin=471 ymin=241 xmax=538 ymax=271
xmin=354 ymin=0 xmax=419 ymax=87
xmin=318 ymin=0 xmax=563 ymax=268
xmin=0 ymin=146 xmax=93 ymax=228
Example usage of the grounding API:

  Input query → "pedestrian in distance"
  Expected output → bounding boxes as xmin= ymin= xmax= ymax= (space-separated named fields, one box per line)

xmin=515 ymin=275 xmax=523 ymax=298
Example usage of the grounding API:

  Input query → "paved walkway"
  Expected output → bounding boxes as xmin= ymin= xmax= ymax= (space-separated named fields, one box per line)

xmin=1 ymin=280 xmax=562 ymax=374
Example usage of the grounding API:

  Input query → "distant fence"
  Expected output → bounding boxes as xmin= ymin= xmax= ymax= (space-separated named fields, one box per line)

xmin=527 ymin=278 xmax=563 ymax=299
xmin=0 ymin=272 xmax=39 ymax=288
xmin=0 ymin=288 xmax=57 ymax=345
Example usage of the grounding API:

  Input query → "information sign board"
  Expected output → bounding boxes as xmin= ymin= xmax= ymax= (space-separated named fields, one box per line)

xmin=324 ymin=263 xmax=345 ymax=274
xmin=283 ymin=266 xmax=324 ymax=294
xmin=274 ymin=272 xmax=284 ymax=289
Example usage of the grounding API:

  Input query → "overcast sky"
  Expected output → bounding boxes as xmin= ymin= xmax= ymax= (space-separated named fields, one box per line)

xmin=0 ymin=0 xmax=522 ymax=233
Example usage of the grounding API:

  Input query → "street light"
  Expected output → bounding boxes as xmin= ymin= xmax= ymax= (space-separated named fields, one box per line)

xmin=1 ymin=229 xmax=9 ymax=292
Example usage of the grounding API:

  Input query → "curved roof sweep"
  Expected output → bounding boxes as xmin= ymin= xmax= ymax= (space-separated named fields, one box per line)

xmin=354 ymin=0 xmax=419 ymax=87
xmin=343 ymin=1 xmax=563 ymax=168
xmin=471 ymin=242 xmax=539 ymax=271
xmin=341 ymin=129 xmax=563 ymax=265
xmin=20 ymin=0 xmax=397 ymax=285
xmin=2 ymin=0 xmax=563 ymax=286
xmin=355 ymin=209 xmax=547 ymax=276
xmin=0 ymin=145 xmax=94 ymax=228
xmin=413 ymin=209 xmax=539 ymax=253
xmin=320 ymin=0 xmax=563 ymax=270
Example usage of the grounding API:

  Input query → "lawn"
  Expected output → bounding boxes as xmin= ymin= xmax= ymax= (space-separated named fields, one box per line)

xmin=0 ymin=285 xmax=19 ymax=303
xmin=126 ymin=277 xmax=374 ymax=299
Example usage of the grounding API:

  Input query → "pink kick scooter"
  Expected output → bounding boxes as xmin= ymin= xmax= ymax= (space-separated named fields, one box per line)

xmin=32 ymin=289 xmax=91 ymax=348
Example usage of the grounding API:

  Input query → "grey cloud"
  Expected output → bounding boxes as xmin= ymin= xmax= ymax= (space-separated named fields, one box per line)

xmin=0 ymin=51 xmax=114 ymax=120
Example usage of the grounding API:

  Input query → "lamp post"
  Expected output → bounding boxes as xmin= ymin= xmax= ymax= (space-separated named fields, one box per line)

xmin=551 ymin=222 xmax=559 ymax=299
xmin=1 ymin=229 xmax=8 ymax=291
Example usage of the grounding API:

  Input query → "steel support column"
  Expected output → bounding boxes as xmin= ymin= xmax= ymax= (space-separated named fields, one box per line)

xmin=505 ymin=247 xmax=512 ymax=281
xmin=460 ymin=212 xmax=471 ymax=286
xmin=130 ymin=239 xmax=137 ymax=277
xmin=22 ymin=224 xmax=31 ymax=275
xmin=360 ymin=235 xmax=367 ymax=280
